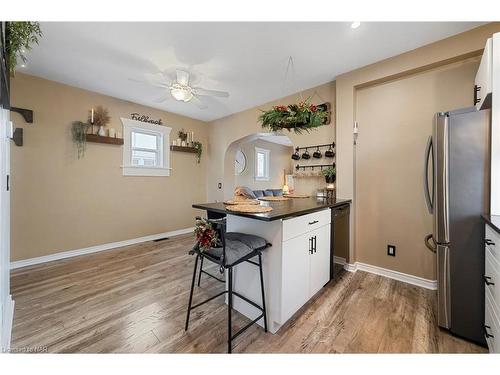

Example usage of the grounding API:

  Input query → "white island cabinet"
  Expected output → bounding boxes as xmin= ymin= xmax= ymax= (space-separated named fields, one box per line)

xmin=227 ymin=208 xmax=331 ymax=333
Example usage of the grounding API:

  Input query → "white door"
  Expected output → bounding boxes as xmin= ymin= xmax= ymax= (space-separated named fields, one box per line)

xmin=281 ymin=234 xmax=310 ymax=323
xmin=309 ymin=225 xmax=331 ymax=297
xmin=0 ymin=107 xmax=12 ymax=352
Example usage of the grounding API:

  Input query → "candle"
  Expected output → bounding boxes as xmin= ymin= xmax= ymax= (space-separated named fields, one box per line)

xmin=91 ymin=108 xmax=94 ymax=124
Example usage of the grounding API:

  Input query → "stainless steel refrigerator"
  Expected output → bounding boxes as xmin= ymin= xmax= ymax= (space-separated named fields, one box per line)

xmin=424 ymin=107 xmax=489 ymax=345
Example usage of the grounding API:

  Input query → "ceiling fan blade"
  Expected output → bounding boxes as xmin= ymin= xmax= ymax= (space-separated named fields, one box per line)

xmin=153 ymin=92 xmax=171 ymax=103
xmin=128 ymin=78 xmax=170 ymax=89
xmin=193 ymin=87 xmax=229 ymax=98
xmin=176 ymin=70 xmax=190 ymax=86
xmin=191 ymin=95 xmax=208 ymax=109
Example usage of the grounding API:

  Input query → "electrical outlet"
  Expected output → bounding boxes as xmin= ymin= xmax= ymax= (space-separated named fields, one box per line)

xmin=387 ymin=245 xmax=396 ymax=257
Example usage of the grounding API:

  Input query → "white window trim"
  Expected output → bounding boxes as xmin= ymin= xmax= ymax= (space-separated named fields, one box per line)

xmin=121 ymin=118 xmax=172 ymax=177
xmin=254 ymin=146 xmax=270 ymax=181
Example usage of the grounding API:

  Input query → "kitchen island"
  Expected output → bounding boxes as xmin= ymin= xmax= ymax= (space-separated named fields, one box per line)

xmin=193 ymin=197 xmax=351 ymax=333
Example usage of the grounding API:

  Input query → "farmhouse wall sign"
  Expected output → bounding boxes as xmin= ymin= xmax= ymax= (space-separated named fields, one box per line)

xmin=130 ymin=113 xmax=163 ymax=125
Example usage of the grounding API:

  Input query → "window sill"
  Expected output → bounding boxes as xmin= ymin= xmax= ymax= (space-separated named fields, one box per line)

xmin=122 ymin=165 xmax=172 ymax=177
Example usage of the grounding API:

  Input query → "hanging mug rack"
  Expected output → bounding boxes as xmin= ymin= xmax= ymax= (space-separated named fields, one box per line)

xmin=295 ymin=163 xmax=335 ymax=171
xmin=292 ymin=142 xmax=335 ymax=160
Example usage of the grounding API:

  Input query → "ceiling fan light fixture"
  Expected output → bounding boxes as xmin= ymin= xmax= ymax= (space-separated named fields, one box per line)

xmin=170 ymin=83 xmax=193 ymax=102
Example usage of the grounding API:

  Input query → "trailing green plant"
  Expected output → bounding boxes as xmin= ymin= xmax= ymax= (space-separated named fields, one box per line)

xmin=6 ymin=22 xmax=42 ymax=75
xmin=72 ymin=121 xmax=90 ymax=159
xmin=321 ymin=166 xmax=336 ymax=178
xmin=258 ymin=99 xmax=328 ymax=134
xmin=192 ymin=141 xmax=202 ymax=163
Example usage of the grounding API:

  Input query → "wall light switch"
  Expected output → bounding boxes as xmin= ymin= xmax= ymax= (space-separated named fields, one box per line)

xmin=218 ymin=182 xmax=222 ymax=189
xmin=387 ymin=245 xmax=396 ymax=257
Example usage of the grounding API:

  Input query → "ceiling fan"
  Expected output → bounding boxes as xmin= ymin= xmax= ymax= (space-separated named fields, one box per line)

xmin=130 ymin=69 xmax=229 ymax=109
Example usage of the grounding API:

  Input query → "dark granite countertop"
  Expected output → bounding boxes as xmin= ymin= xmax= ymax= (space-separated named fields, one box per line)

xmin=482 ymin=214 xmax=500 ymax=235
xmin=193 ymin=197 xmax=351 ymax=221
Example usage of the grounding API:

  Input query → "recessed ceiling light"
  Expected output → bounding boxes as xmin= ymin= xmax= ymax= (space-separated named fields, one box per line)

xmin=351 ymin=22 xmax=361 ymax=29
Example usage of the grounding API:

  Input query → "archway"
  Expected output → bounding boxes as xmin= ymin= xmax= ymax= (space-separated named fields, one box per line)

xmin=223 ymin=133 xmax=294 ymax=200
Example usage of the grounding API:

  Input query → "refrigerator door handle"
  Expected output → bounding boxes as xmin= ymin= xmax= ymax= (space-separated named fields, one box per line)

xmin=424 ymin=136 xmax=434 ymax=214
xmin=424 ymin=234 xmax=437 ymax=253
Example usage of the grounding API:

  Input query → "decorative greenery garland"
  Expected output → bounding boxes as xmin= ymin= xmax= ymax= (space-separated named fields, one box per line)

xmin=258 ymin=99 xmax=328 ymax=134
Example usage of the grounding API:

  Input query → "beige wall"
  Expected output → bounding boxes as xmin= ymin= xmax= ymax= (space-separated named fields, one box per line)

xmin=335 ymin=22 xmax=500 ymax=275
xmin=10 ymin=73 xmax=208 ymax=261
xmin=234 ymin=139 xmax=292 ymax=192
xmin=207 ymin=82 xmax=336 ymax=201
xmin=355 ymin=58 xmax=479 ymax=280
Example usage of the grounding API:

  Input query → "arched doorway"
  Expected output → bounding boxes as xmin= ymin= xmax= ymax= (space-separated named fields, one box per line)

xmin=223 ymin=133 xmax=293 ymax=200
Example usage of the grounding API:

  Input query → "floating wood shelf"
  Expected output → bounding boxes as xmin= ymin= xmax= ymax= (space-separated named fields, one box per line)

xmin=170 ymin=145 xmax=197 ymax=153
xmin=86 ymin=134 xmax=124 ymax=145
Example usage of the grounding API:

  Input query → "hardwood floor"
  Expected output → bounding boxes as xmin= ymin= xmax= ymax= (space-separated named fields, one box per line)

xmin=10 ymin=233 xmax=486 ymax=353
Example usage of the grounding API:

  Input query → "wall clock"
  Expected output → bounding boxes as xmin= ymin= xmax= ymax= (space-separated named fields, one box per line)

xmin=235 ymin=150 xmax=247 ymax=175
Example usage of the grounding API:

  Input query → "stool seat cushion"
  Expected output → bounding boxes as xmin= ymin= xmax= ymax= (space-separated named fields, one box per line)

xmin=204 ymin=232 xmax=268 ymax=266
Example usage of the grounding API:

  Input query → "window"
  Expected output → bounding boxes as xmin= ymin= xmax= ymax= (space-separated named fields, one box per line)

xmin=255 ymin=147 xmax=270 ymax=181
xmin=121 ymin=118 xmax=171 ymax=176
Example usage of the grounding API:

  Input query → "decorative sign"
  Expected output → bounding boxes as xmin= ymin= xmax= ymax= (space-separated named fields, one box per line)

xmin=130 ymin=113 xmax=163 ymax=125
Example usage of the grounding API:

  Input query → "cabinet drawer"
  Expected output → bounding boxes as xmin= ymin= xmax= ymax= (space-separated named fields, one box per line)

xmin=486 ymin=224 xmax=500 ymax=264
xmin=485 ymin=288 xmax=500 ymax=353
xmin=485 ymin=248 xmax=500 ymax=316
xmin=282 ymin=208 xmax=331 ymax=241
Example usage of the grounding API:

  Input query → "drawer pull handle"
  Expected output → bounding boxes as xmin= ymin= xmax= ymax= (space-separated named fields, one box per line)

xmin=484 ymin=276 xmax=495 ymax=286
xmin=308 ymin=220 xmax=319 ymax=225
xmin=484 ymin=325 xmax=494 ymax=339
xmin=485 ymin=239 xmax=496 ymax=246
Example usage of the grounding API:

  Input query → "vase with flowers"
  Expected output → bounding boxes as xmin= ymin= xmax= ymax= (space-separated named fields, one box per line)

xmin=89 ymin=106 xmax=110 ymax=136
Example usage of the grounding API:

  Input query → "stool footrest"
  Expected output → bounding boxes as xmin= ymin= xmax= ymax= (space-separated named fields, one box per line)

xmin=232 ymin=291 xmax=265 ymax=312
xmin=190 ymin=290 xmax=226 ymax=310
xmin=201 ymin=269 xmax=225 ymax=283
xmin=231 ymin=313 xmax=265 ymax=341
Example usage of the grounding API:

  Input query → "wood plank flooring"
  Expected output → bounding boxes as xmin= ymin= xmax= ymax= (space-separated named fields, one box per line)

xmin=10 ymin=233 xmax=486 ymax=353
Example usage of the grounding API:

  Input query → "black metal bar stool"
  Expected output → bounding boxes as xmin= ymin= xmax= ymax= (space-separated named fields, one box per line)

xmin=185 ymin=217 xmax=271 ymax=353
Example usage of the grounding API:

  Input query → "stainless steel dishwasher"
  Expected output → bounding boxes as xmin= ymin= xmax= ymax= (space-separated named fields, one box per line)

xmin=330 ymin=204 xmax=350 ymax=280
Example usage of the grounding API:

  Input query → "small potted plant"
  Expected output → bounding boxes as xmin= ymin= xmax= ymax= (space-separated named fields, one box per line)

xmin=321 ymin=166 xmax=336 ymax=184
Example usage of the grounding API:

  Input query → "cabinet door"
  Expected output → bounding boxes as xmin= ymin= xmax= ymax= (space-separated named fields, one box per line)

xmin=281 ymin=234 xmax=311 ymax=323
xmin=309 ymin=225 xmax=331 ymax=297
xmin=475 ymin=37 xmax=492 ymax=110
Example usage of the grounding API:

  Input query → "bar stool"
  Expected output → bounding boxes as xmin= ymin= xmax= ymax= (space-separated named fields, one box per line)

xmin=185 ymin=217 xmax=271 ymax=353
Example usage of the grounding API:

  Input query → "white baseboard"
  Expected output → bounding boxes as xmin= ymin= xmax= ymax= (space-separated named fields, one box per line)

xmin=343 ymin=261 xmax=437 ymax=290
xmin=333 ymin=256 xmax=347 ymax=265
xmin=10 ymin=227 xmax=194 ymax=270
xmin=1 ymin=295 xmax=14 ymax=352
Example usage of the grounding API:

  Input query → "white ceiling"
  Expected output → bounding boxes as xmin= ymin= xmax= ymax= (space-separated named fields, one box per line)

xmin=257 ymin=134 xmax=293 ymax=147
xmin=20 ymin=22 xmax=483 ymax=122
